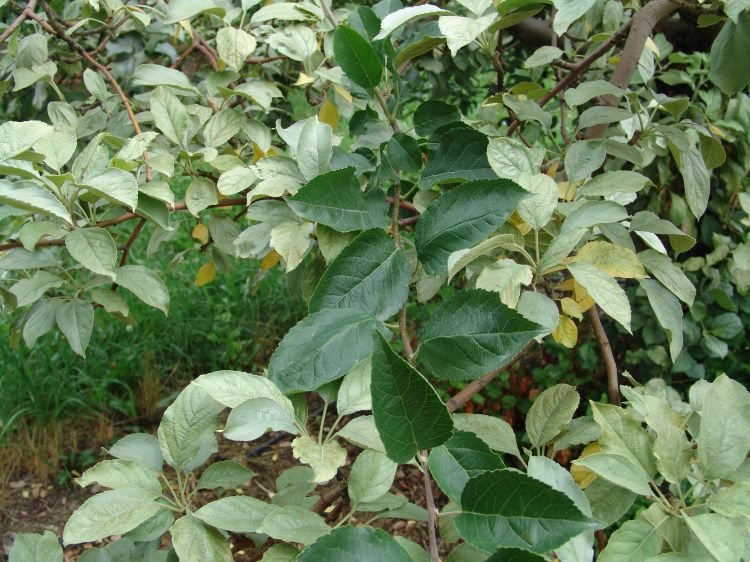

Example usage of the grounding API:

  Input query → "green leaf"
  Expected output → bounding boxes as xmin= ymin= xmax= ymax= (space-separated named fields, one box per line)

xmin=8 ymin=531 xmax=63 ymax=562
xmin=567 ymin=262 xmax=631 ymax=332
xmin=672 ymin=144 xmax=711 ymax=219
xmin=475 ymin=260 xmax=533 ymax=308
xmin=297 ymin=527 xmax=411 ymax=562
xmin=197 ymin=460 xmax=256 ymax=490
xmin=564 ymin=80 xmax=627 ymax=107
xmin=336 ymin=415 xmax=386 ymax=453
xmin=373 ymin=5 xmax=451 ymax=40
xmin=55 ymin=299 xmax=94 ymax=357
xmin=257 ymin=505 xmax=331 ymax=544
xmin=76 ymin=459 xmax=162 ymax=494
xmin=455 ymin=470 xmax=598 ymax=553
xmin=108 ymin=433 xmax=163 ymax=472
xmin=573 ymin=453 xmax=652 ymax=496
xmin=193 ymin=496 xmax=274 ymax=532
xmin=193 ymin=370 xmax=294 ymax=411
xmin=333 ymin=26 xmax=382 ymax=89
xmin=418 ymin=290 xmax=543 ymax=380
xmin=270 ymin=219 xmax=314 ymax=272
xmin=291 ymin=435 xmax=347 ymax=483
xmin=414 ymin=178 xmax=528 ymax=275
xmin=150 ymin=86 xmax=188 ymax=146
xmin=706 ymin=482 xmax=750 ymax=520
xmin=371 ymin=333 xmax=454 ymax=463
xmin=641 ymin=279 xmax=684 ymax=363
xmin=684 ymin=513 xmax=744 ymax=562
xmin=268 ymin=308 xmax=384 ymax=393
xmin=487 ymin=137 xmax=543 ymax=179
xmin=578 ymin=171 xmax=652 ymax=197
xmin=337 ymin=358 xmax=372 ymax=416
xmin=591 ymin=402 xmax=656 ymax=476
xmin=216 ymin=27 xmax=257 ymax=71
xmin=553 ymin=0 xmax=596 ymax=34
xmin=288 ymin=167 xmax=389 ymax=233
xmin=526 ymin=384 xmax=580 ymax=448
xmin=413 ymin=100 xmax=461 ymax=137
xmin=10 ymin=271 xmax=63 ymax=307
xmin=133 ymin=64 xmax=200 ymax=95
xmin=63 ymin=488 xmax=163 ymax=545
xmin=310 ymin=229 xmax=411 ymax=320
xmin=709 ymin=12 xmax=750 ymax=94
xmin=22 ymin=298 xmax=60 ymax=347
xmin=697 ymin=374 xmax=750 ymax=480
xmin=223 ymin=397 xmax=298 ymax=441
xmin=598 ymin=519 xmax=662 ymax=562
xmin=583 ymin=478 xmax=637 ymax=527
xmin=524 ymin=45 xmax=564 ymax=68
xmin=65 ymin=228 xmax=117 ymax=279
xmin=185 ymin=177 xmax=219 ymax=216
xmin=429 ymin=431 xmax=505 ymax=505
xmin=418 ymin=127 xmax=496 ymax=189
xmin=80 ymin=168 xmax=139 ymax=211
xmin=515 ymin=173 xmax=558 ymax=230
xmin=565 ymin=140 xmax=605 ymax=182
xmin=349 ymin=449 xmax=398 ymax=504
xmin=439 ymin=14 xmax=498 ymax=57
xmin=452 ymin=413 xmax=521 ymax=458
xmin=638 ymin=250 xmax=696 ymax=306
xmin=0 ymin=180 xmax=71 ymax=224
xmin=157 ymin=383 xmax=223 ymax=472
xmin=170 ymin=514 xmax=232 ymax=562
xmin=203 ymin=109 xmax=244 ymax=148
xmin=387 ymin=133 xmax=422 ymax=173
xmin=0 ymin=120 xmax=53 ymax=162
xmin=115 ymin=265 xmax=170 ymax=315
xmin=578 ymin=107 xmax=633 ymax=129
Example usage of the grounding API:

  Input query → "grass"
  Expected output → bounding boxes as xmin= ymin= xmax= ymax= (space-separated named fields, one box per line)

xmin=0 ymin=224 xmax=306 ymax=481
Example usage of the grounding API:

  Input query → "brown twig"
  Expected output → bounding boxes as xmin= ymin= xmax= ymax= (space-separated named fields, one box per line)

xmin=0 ymin=198 xmax=248 ymax=252
xmin=447 ymin=342 xmax=534 ymax=413
xmin=588 ymin=306 xmax=621 ymax=405
xmin=0 ymin=0 xmax=37 ymax=45
xmin=320 ymin=0 xmax=338 ymax=28
xmin=111 ymin=218 xmax=146 ymax=290
xmin=420 ymin=453 xmax=440 ymax=562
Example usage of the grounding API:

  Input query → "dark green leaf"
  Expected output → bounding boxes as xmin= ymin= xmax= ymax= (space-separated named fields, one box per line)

xmin=414 ymin=100 xmax=461 ymax=137
xmin=419 ymin=290 xmax=542 ymax=380
xmin=333 ymin=26 xmax=383 ymax=89
xmin=418 ymin=127 xmax=496 ymax=188
xmin=387 ymin=133 xmax=422 ymax=172
xmin=485 ymin=549 xmax=547 ymax=562
xmin=710 ymin=13 xmax=750 ymax=94
xmin=415 ymin=179 xmax=527 ymax=275
xmin=455 ymin=470 xmax=598 ymax=553
xmin=298 ymin=527 xmax=411 ymax=562
xmin=371 ymin=333 xmax=454 ymax=463
xmin=268 ymin=309 xmax=385 ymax=393
xmin=429 ymin=431 xmax=505 ymax=505
xmin=310 ymin=229 xmax=411 ymax=320
xmin=288 ymin=167 xmax=389 ymax=233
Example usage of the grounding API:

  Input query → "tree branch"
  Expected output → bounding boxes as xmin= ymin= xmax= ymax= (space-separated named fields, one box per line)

xmin=0 ymin=0 xmax=37 ymax=45
xmin=447 ymin=342 xmax=533 ymax=413
xmin=420 ymin=453 xmax=440 ymax=562
xmin=588 ymin=306 xmax=621 ymax=406
xmin=584 ymin=0 xmax=679 ymax=139
xmin=0 ymin=198 xmax=248 ymax=252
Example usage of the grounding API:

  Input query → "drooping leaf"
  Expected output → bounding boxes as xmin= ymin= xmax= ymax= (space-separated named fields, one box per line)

xmin=526 ymin=384 xmax=580 ymax=449
xmin=333 ymin=26 xmax=382 ymax=89
xmin=268 ymin=308 xmax=384 ymax=393
xmin=567 ymin=262 xmax=631 ymax=332
xmin=371 ymin=333 xmax=454 ymax=463
xmin=597 ymin=519 xmax=662 ymax=562
xmin=310 ymin=229 xmax=411 ymax=320
xmin=297 ymin=527 xmax=411 ymax=562
xmin=418 ymin=127 xmax=496 ymax=189
xmin=288 ymin=167 xmax=389 ymax=232
xmin=348 ymin=449 xmax=398 ymax=504
xmin=418 ymin=290 xmax=543 ymax=380
xmin=63 ymin=488 xmax=163 ymax=545
xmin=55 ymin=299 xmax=94 ymax=357
xmin=197 ymin=460 xmax=256 ymax=490
xmin=429 ymin=431 xmax=505 ymax=505
xmin=415 ymin=179 xmax=528 ymax=275
xmin=65 ymin=228 xmax=117 ymax=279
xmin=115 ymin=265 xmax=170 ymax=315
xmin=108 ymin=433 xmax=163 ymax=472
xmin=170 ymin=514 xmax=233 ymax=562
xmin=0 ymin=180 xmax=72 ymax=224
xmin=193 ymin=496 xmax=275 ymax=533
xmin=709 ymin=12 xmax=750 ymax=94
xmin=257 ymin=505 xmax=331 ymax=544
xmin=455 ymin=470 xmax=598 ymax=553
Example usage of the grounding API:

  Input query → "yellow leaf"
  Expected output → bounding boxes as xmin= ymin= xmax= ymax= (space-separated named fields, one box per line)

xmin=552 ymin=315 xmax=578 ymax=348
xmin=644 ymin=36 xmax=660 ymax=56
xmin=261 ymin=250 xmax=282 ymax=270
xmin=557 ymin=180 xmax=575 ymax=201
xmin=578 ymin=295 xmax=595 ymax=312
xmin=333 ymin=84 xmax=352 ymax=104
xmin=561 ymin=297 xmax=583 ymax=321
xmin=569 ymin=241 xmax=647 ymax=279
xmin=319 ymin=99 xmax=338 ymax=132
xmin=546 ymin=161 xmax=559 ymax=178
xmin=573 ymin=280 xmax=588 ymax=302
xmin=508 ymin=212 xmax=532 ymax=235
xmin=194 ymin=261 xmax=216 ymax=287
xmin=192 ymin=223 xmax=209 ymax=244
xmin=571 ymin=443 xmax=601 ymax=488
xmin=708 ymin=123 xmax=729 ymax=140
xmin=252 ymin=143 xmax=276 ymax=164
xmin=558 ymin=279 xmax=576 ymax=292
xmin=294 ymin=72 xmax=315 ymax=86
